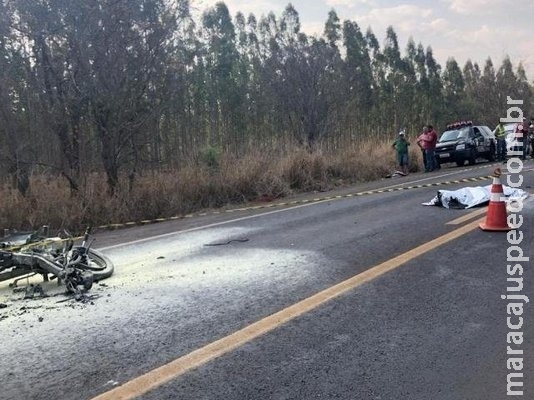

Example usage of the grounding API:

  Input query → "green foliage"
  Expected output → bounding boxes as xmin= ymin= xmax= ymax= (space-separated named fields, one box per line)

xmin=199 ymin=146 xmax=223 ymax=169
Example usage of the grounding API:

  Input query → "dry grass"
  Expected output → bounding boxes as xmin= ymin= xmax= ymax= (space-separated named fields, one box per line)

xmin=0 ymin=139 xmax=425 ymax=232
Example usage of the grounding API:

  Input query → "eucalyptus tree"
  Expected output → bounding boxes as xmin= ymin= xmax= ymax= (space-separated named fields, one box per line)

xmin=424 ymin=46 xmax=443 ymax=125
xmin=495 ymin=56 xmax=532 ymax=119
xmin=162 ymin=0 xmax=205 ymax=163
xmin=462 ymin=60 xmax=482 ymax=120
xmin=364 ymin=27 xmax=381 ymax=67
xmin=324 ymin=9 xmax=341 ymax=49
xmin=403 ymin=38 xmax=427 ymax=128
xmin=515 ymin=63 xmax=533 ymax=116
xmin=397 ymin=42 xmax=417 ymax=131
xmin=378 ymin=26 xmax=418 ymax=132
xmin=11 ymin=0 xmax=92 ymax=193
xmin=341 ymin=20 xmax=374 ymax=133
xmin=0 ymin=0 xmax=35 ymax=195
xmin=202 ymin=2 xmax=237 ymax=146
xmin=321 ymin=10 xmax=346 ymax=145
xmin=10 ymin=0 xmax=177 ymax=194
xmin=496 ymin=56 xmax=519 ymax=109
xmin=202 ymin=3 xmax=256 ymax=154
xmin=442 ymin=58 xmax=465 ymax=121
xmin=231 ymin=11 xmax=258 ymax=150
xmin=479 ymin=58 xmax=499 ymax=123
xmin=232 ymin=11 xmax=275 ymax=145
xmin=253 ymin=11 xmax=285 ymax=142
xmin=362 ymin=27 xmax=385 ymax=128
xmin=259 ymin=5 xmax=338 ymax=149
xmin=264 ymin=5 xmax=310 ymax=146
xmin=84 ymin=0 xmax=177 ymax=193
xmin=375 ymin=26 xmax=398 ymax=128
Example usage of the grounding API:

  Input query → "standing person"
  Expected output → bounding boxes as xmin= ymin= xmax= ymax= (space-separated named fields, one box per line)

xmin=494 ymin=121 xmax=507 ymax=161
xmin=418 ymin=125 xmax=438 ymax=172
xmin=427 ymin=125 xmax=439 ymax=170
xmin=417 ymin=126 xmax=429 ymax=172
xmin=528 ymin=118 xmax=534 ymax=158
xmin=514 ymin=117 xmax=528 ymax=160
xmin=392 ymin=130 xmax=410 ymax=175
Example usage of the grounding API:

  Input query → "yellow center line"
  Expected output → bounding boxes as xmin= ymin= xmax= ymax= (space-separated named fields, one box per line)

xmin=446 ymin=207 xmax=488 ymax=225
xmin=92 ymin=217 xmax=486 ymax=400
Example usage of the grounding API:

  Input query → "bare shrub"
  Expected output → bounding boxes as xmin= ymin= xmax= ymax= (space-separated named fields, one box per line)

xmin=279 ymin=148 xmax=329 ymax=191
xmin=325 ymin=138 xmax=395 ymax=183
xmin=0 ymin=181 xmax=33 ymax=230
xmin=218 ymin=151 xmax=290 ymax=202
xmin=0 ymin=140 xmax=425 ymax=232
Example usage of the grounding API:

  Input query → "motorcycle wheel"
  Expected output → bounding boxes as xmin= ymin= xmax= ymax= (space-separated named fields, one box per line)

xmin=73 ymin=247 xmax=114 ymax=281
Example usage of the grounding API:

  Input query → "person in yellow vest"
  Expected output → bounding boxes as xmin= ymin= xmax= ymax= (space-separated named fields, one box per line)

xmin=494 ymin=121 xmax=506 ymax=161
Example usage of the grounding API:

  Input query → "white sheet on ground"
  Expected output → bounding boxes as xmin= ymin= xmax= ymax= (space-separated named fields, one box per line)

xmin=422 ymin=185 xmax=529 ymax=209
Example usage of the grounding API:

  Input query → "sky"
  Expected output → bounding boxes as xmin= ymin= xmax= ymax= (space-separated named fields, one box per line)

xmin=194 ymin=0 xmax=534 ymax=81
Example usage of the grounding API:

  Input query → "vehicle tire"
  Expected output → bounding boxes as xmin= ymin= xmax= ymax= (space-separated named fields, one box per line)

xmin=74 ymin=247 xmax=114 ymax=281
xmin=468 ymin=149 xmax=477 ymax=165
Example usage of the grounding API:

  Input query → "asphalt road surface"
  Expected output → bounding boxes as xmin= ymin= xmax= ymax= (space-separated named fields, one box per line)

xmin=1 ymin=160 xmax=533 ymax=400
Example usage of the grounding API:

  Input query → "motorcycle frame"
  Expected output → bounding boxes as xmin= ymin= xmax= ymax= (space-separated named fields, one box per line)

xmin=0 ymin=252 xmax=67 ymax=283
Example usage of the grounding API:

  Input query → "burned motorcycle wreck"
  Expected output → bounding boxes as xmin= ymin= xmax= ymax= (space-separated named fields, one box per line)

xmin=0 ymin=226 xmax=114 ymax=299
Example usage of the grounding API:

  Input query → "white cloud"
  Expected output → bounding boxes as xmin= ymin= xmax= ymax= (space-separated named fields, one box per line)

xmin=343 ymin=3 xmax=533 ymax=77
xmin=325 ymin=0 xmax=375 ymax=8
xmin=430 ymin=23 xmax=530 ymax=76
xmin=352 ymin=5 xmax=435 ymax=39
xmin=356 ymin=5 xmax=433 ymax=24
xmin=428 ymin=18 xmax=450 ymax=32
xmin=446 ymin=0 xmax=534 ymax=15
xmin=301 ymin=21 xmax=325 ymax=36
xmin=448 ymin=0 xmax=494 ymax=15
xmin=191 ymin=0 xmax=534 ymax=79
xmin=361 ymin=4 xmax=434 ymax=20
xmin=463 ymin=25 xmax=492 ymax=44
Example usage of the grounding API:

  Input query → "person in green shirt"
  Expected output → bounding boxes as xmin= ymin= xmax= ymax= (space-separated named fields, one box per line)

xmin=392 ymin=130 xmax=410 ymax=175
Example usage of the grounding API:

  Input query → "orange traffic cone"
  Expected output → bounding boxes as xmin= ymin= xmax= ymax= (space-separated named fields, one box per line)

xmin=479 ymin=168 xmax=511 ymax=231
